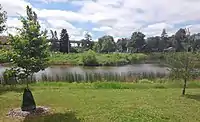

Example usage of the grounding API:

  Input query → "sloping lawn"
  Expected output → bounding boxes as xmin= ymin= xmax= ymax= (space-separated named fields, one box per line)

xmin=1 ymin=83 xmax=200 ymax=122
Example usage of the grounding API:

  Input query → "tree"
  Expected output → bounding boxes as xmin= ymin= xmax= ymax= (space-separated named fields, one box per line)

xmin=175 ymin=28 xmax=187 ymax=52
xmin=9 ymin=6 xmax=49 ymax=84
xmin=189 ymin=33 xmax=200 ymax=51
xmin=60 ymin=29 xmax=70 ymax=53
xmin=98 ymin=35 xmax=116 ymax=53
xmin=161 ymin=29 xmax=167 ymax=38
xmin=166 ymin=52 xmax=200 ymax=95
xmin=93 ymin=42 xmax=101 ymax=53
xmin=49 ymin=30 xmax=59 ymax=51
xmin=160 ymin=29 xmax=169 ymax=51
xmin=130 ymin=32 xmax=146 ymax=52
xmin=0 ymin=4 xmax=7 ymax=34
xmin=146 ymin=36 xmax=159 ymax=49
xmin=116 ymin=38 xmax=128 ymax=52
xmin=9 ymin=6 xmax=49 ymax=111
xmin=81 ymin=32 xmax=93 ymax=51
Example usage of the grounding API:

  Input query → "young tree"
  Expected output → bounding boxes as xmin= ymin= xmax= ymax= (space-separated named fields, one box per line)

xmin=9 ymin=6 xmax=49 ymax=111
xmin=166 ymin=52 xmax=200 ymax=95
xmin=9 ymin=6 xmax=49 ymax=85
xmin=0 ymin=4 xmax=7 ymax=33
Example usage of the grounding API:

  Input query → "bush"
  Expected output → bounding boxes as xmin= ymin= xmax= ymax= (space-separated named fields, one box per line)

xmin=0 ymin=49 xmax=12 ymax=63
xmin=2 ymin=68 xmax=18 ymax=85
xmin=138 ymin=79 xmax=153 ymax=84
xmin=82 ymin=50 xmax=98 ymax=66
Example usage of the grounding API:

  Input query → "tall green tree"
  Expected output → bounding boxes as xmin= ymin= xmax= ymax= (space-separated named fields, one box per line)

xmin=161 ymin=29 xmax=167 ymax=39
xmin=0 ymin=4 xmax=7 ymax=33
xmin=166 ymin=52 xmax=200 ymax=95
xmin=175 ymin=28 xmax=187 ymax=52
xmin=99 ymin=35 xmax=116 ymax=53
xmin=116 ymin=38 xmax=128 ymax=52
xmin=160 ymin=29 xmax=169 ymax=51
xmin=93 ymin=41 xmax=101 ymax=53
xmin=9 ymin=5 xmax=49 ymax=87
xmin=81 ymin=32 xmax=94 ymax=51
xmin=130 ymin=32 xmax=146 ymax=52
xmin=60 ymin=29 xmax=70 ymax=53
xmin=146 ymin=36 xmax=160 ymax=52
xmin=49 ymin=30 xmax=59 ymax=51
xmin=189 ymin=33 xmax=200 ymax=51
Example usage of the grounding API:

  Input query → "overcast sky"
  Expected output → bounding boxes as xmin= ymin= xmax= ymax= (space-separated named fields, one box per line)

xmin=1 ymin=0 xmax=200 ymax=41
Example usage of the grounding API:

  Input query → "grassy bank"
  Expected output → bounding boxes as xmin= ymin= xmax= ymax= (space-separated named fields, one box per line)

xmin=1 ymin=82 xmax=200 ymax=122
xmin=48 ymin=52 xmax=147 ymax=66
xmin=0 ymin=50 xmax=148 ymax=66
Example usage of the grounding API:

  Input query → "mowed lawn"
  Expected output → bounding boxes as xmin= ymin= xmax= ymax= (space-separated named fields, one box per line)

xmin=1 ymin=83 xmax=200 ymax=122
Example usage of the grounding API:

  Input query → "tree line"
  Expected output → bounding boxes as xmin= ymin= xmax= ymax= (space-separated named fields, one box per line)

xmin=50 ymin=27 xmax=200 ymax=54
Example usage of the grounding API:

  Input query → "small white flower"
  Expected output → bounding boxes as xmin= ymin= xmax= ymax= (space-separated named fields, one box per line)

xmin=10 ymin=59 xmax=13 ymax=61
xmin=48 ymin=42 xmax=52 ymax=46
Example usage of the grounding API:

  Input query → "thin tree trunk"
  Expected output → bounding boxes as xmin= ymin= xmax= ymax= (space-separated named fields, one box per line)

xmin=182 ymin=78 xmax=187 ymax=95
xmin=26 ymin=74 xmax=29 ymax=89
xmin=26 ymin=80 xmax=29 ymax=89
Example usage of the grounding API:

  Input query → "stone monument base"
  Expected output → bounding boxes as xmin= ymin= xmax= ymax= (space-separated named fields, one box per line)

xmin=7 ymin=106 xmax=51 ymax=118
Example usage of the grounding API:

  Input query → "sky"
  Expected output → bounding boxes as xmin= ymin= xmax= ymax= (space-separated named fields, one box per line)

xmin=1 ymin=0 xmax=200 ymax=41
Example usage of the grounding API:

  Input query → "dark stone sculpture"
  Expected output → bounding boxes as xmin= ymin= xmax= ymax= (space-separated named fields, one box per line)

xmin=21 ymin=88 xmax=36 ymax=111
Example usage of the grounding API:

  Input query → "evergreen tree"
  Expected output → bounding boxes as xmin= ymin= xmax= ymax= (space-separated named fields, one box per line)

xmin=60 ymin=29 xmax=70 ymax=53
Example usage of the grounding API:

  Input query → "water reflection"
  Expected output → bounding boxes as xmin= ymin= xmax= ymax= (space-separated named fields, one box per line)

xmin=0 ymin=64 xmax=170 ymax=81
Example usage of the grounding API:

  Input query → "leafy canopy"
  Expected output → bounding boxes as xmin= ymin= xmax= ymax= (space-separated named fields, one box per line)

xmin=166 ymin=52 xmax=200 ymax=95
xmin=9 ymin=6 xmax=49 ymax=80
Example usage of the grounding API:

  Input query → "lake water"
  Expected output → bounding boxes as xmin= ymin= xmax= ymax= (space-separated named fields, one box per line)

xmin=0 ymin=64 xmax=170 ymax=81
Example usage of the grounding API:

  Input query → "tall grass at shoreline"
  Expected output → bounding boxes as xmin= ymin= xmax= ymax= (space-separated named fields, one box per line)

xmin=1 ymin=71 xmax=170 ymax=85
xmin=36 ymin=72 xmax=168 ymax=83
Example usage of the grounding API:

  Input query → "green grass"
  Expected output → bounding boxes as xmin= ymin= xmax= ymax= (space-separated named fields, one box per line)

xmin=1 ymin=82 xmax=200 ymax=122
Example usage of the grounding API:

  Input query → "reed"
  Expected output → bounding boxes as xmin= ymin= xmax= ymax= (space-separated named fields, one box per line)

xmin=38 ymin=72 xmax=168 ymax=83
xmin=0 ymin=71 xmax=171 ymax=85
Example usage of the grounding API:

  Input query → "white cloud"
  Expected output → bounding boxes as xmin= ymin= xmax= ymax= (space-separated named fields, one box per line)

xmin=6 ymin=18 xmax=22 ymax=28
xmin=44 ymin=19 xmax=84 ymax=40
xmin=93 ymin=26 xmax=112 ymax=32
xmin=0 ymin=0 xmax=32 ymax=16
xmin=0 ymin=0 xmax=85 ymax=40
xmin=142 ymin=22 xmax=174 ymax=37
xmin=47 ymin=19 xmax=75 ymax=29
xmin=1 ymin=18 xmax=22 ymax=35
xmin=35 ymin=0 xmax=92 ymax=4
xmin=37 ymin=9 xmax=87 ymax=22
xmin=1 ymin=0 xmax=200 ymax=39
xmin=77 ymin=0 xmax=200 ymax=37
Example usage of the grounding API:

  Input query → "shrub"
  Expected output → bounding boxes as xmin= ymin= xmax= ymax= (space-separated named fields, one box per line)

xmin=0 ymin=49 xmax=12 ymax=63
xmin=138 ymin=79 xmax=153 ymax=84
xmin=2 ymin=68 xmax=18 ymax=85
xmin=82 ymin=50 xmax=98 ymax=66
